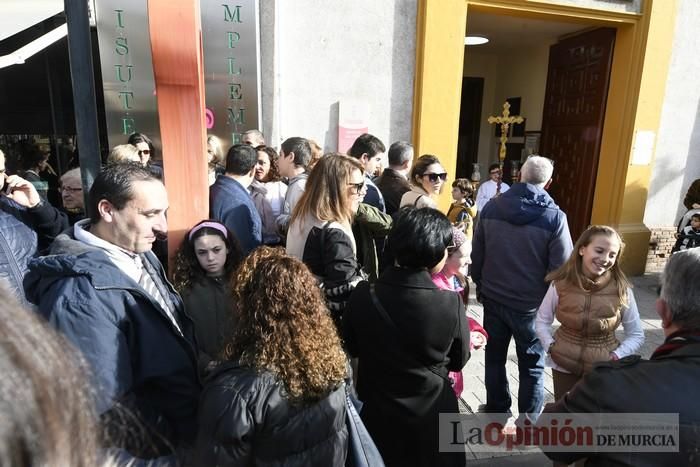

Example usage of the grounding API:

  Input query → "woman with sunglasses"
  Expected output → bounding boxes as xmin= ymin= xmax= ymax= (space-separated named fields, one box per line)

xmin=400 ymin=154 xmax=448 ymax=209
xmin=128 ymin=132 xmax=163 ymax=179
xmin=286 ymin=153 xmax=366 ymax=326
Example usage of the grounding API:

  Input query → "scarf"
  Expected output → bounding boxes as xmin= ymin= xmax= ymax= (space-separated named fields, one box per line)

xmin=651 ymin=329 xmax=700 ymax=359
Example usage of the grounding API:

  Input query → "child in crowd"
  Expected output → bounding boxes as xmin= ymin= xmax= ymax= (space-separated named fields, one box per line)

xmin=446 ymin=178 xmax=477 ymax=238
xmin=432 ymin=227 xmax=488 ymax=397
xmin=535 ymin=225 xmax=644 ymax=402
xmin=173 ymin=220 xmax=243 ymax=359
xmin=673 ymin=212 xmax=700 ymax=252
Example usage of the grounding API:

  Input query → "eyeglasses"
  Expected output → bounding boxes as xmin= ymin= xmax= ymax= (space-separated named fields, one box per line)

xmin=348 ymin=180 xmax=366 ymax=195
xmin=423 ymin=172 xmax=448 ymax=182
xmin=489 ymin=170 xmax=501 ymax=175
xmin=138 ymin=149 xmax=151 ymax=156
xmin=60 ymin=186 xmax=83 ymax=193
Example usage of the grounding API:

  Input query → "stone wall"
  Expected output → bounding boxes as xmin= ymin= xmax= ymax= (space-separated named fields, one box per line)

xmin=645 ymin=226 xmax=677 ymax=273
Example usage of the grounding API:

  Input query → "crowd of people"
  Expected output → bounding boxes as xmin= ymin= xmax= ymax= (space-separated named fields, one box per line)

xmin=0 ymin=132 xmax=699 ymax=467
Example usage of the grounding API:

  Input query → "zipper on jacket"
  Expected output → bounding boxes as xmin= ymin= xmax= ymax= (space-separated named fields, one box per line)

xmin=577 ymin=293 xmax=592 ymax=373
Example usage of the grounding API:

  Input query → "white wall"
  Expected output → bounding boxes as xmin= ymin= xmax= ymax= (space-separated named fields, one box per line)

xmin=644 ymin=0 xmax=700 ymax=227
xmin=260 ymin=0 xmax=417 ymax=152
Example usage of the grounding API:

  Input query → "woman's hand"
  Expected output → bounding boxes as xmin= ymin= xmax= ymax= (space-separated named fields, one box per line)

xmin=609 ymin=352 xmax=619 ymax=361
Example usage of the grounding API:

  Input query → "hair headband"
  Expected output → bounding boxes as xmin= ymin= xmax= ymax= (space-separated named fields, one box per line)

xmin=188 ymin=221 xmax=228 ymax=242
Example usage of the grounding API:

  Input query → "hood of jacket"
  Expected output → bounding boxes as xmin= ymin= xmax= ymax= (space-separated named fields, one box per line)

xmin=24 ymin=230 xmax=139 ymax=304
xmin=487 ymin=182 xmax=561 ymax=226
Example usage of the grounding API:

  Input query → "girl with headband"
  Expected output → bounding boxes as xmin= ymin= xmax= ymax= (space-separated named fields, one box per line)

xmin=173 ymin=220 xmax=243 ymax=359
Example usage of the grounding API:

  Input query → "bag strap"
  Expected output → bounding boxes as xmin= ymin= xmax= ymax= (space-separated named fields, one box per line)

xmin=368 ymin=284 xmax=449 ymax=382
xmin=412 ymin=194 xmax=423 ymax=207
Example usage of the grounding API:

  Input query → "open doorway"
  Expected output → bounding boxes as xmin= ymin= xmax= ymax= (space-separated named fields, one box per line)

xmin=459 ymin=11 xmax=615 ymax=239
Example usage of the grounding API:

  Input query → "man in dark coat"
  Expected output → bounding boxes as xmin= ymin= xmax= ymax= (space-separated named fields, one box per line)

xmin=541 ymin=248 xmax=700 ymax=466
xmin=471 ymin=155 xmax=573 ymax=424
xmin=344 ymin=207 xmax=470 ymax=467
xmin=375 ymin=141 xmax=413 ymax=216
xmin=210 ymin=144 xmax=262 ymax=255
xmin=24 ymin=163 xmax=200 ymax=461
xmin=0 ymin=149 xmax=68 ymax=303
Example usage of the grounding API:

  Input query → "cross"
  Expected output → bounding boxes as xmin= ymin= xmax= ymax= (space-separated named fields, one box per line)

xmin=488 ymin=101 xmax=523 ymax=193
xmin=488 ymin=101 xmax=524 ymax=163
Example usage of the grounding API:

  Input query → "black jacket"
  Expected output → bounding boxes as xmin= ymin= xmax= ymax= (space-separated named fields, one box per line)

xmin=182 ymin=275 xmax=235 ymax=359
xmin=195 ymin=361 xmax=348 ymax=466
xmin=542 ymin=338 xmax=700 ymax=466
xmin=0 ymin=197 xmax=67 ymax=303
xmin=24 ymin=230 xmax=201 ymax=458
xmin=375 ymin=168 xmax=411 ymax=216
xmin=343 ymin=266 xmax=470 ymax=466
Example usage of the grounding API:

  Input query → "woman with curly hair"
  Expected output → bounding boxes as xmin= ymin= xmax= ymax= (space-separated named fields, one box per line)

xmin=286 ymin=153 xmax=366 ymax=323
xmin=195 ymin=247 xmax=349 ymax=466
xmin=172 ymin=219 xmax=243 ymax=358
xmin=250 ymin=145 xmax=287 ymax=245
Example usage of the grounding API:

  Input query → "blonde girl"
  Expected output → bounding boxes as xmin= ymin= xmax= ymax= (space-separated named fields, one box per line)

xmin=535 ymin=225 xmax=644 ymax=401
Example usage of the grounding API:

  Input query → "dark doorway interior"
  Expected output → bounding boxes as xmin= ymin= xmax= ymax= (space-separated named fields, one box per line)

xmin=541 ymin=27 xmax=616 ymax=240
xmin=456 ymin=77 xmax=483 ymax=179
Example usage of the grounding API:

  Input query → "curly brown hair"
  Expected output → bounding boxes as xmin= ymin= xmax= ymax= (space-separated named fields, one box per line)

xmin=255 ymin=145 xmax=281 ymax=182
xmin=224 ymin=247 xmax=347 ymax=404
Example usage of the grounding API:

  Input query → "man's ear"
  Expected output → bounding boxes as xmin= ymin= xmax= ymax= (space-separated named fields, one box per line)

xmin=248 ymin=166 xmax=256 ymax=177
xmin=656 ymin=298 xmax=674 ymax=329
xmin=360 ymin=153 xmax=369 ymax=163
xmin=97 ymin=199 xmax=115 ymax=223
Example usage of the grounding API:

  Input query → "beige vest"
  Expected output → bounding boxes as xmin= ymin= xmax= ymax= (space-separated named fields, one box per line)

xmin=550 ymin=273 xmax=622 ymax=376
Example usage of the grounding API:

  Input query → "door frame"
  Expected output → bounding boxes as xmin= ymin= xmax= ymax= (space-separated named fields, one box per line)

xmin=412 ymin=0 xmax=678 ymax=274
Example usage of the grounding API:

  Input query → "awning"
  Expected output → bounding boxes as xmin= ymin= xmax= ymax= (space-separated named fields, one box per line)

xmin=0 ymin=0 xmax=66 ymax=69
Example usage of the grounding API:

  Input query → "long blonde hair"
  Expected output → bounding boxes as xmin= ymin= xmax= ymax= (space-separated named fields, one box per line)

xmin=291 ymin=153 xmax=363 ymax=228
xmin=546 ymin=225 xmax=630 ymax=306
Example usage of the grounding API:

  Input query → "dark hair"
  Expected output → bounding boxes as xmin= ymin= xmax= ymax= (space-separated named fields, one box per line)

xmin=172 ymin=220 xmax=243 ymax=292
xmin=225 ymin=144 xmax=257 ymax=175
xmin=21 ymin=144 xmax=50 ymax=171
xmin=452 ymin=178 xmax=474 ymax=196
xmin=347 ymin=133 xmax=386 ymax=159
xmin=692 ymin=213 xmax=700 ymax=221
xmin=389 ymin=206 xmax=453 ymax=269
xmin=0 ymin=283 xmax=105 ymax=466
xmin=488 ymin=162 xmax=501 ymax=173
xmin=255 ymin=145 xmax=281 ymax=182
xmin=88 ymin=162 xmax=160 ymax=224
xmin=280 ymin=137 xmax=312 ymax=168
xmin=410 ymin=154 xmax=441 ymax=187
xmin=387 ymin=141 xmax=413 ymax=166
xmin=127 ymin=132 xmax=153 ymax=151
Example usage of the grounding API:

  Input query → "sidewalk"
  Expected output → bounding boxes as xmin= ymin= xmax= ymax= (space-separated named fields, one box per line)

xmin=459 ymin=273 xmax=663 ymax=465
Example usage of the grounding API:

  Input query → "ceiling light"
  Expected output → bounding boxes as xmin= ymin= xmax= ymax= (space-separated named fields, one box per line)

xmin=465 ymin=36 xmax=489 ymax=46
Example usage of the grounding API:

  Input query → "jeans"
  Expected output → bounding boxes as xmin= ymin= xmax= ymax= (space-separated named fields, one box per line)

xmin=482 ymin=295 xmax=545 ymax=422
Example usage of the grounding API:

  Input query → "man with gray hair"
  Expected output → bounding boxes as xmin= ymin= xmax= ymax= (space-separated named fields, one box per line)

xmin=541 ymin=248 xmax=700 ymax=465
xmin=471 ymin=155 xmax=573 ymax=425
xmin=376 ymin=141 xmax=413 ymax=216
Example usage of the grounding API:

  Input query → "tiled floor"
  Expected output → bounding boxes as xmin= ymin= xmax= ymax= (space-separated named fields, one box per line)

xmin=459 ymin=273 xmax=662 ymax=465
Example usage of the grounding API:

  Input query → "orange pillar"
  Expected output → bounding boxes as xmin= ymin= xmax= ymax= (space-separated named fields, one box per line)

xmin=147 ymin=0 xmax=209 ymax=269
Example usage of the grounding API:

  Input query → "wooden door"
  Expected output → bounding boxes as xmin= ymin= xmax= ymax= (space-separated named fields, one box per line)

xmin=540 ymin=28 xmax=615 ymax=240
xmin=456 ymin=77 xmax=483 ymax=179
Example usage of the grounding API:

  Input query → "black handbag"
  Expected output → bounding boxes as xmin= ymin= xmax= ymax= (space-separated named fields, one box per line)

xmin=345 ymin=383 xmax=385 ymax=467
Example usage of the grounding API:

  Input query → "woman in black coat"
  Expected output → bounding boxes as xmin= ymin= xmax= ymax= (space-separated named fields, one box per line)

xmin=195 ymin=247 xmax=349 ymax=466
xmin=344 ymin=207 xmax=471 ymax=467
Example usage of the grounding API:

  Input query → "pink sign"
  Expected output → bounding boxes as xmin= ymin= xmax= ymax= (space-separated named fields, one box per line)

xmin=205 ymin=108 xmax=215 ymax=129
xmin=337 ymin=102 xmax=369 ymax=154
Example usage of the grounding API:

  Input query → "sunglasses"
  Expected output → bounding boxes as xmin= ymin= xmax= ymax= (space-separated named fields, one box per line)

xmin=423 ymin=172 xmax=448 ymax=182
xmin=348 ymin=180 xmax=366 ymax=195
xmin=138 ymin=149 xmax=151 ymax=156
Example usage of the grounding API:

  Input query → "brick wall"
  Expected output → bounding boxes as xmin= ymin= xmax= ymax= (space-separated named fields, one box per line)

xmin=646 ymin=226 xmax=677 ymax=273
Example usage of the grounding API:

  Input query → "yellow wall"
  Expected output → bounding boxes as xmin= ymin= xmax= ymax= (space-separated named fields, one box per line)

xmin=413 ymin=0 xmax=678 ymax=274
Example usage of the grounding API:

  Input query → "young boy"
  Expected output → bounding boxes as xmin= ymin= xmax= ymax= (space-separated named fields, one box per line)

xmin=673 ymin=213 xmax=700 ymax=252
xmin=447 ymin=178 xmax=478 ymax=238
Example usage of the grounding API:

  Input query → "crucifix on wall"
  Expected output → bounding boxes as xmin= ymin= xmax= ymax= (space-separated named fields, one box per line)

xmin=488 ymin=100 xmax=524 ymax=193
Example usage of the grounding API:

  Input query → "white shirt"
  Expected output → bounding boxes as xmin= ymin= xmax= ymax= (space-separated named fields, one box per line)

xmin=476 ymin=179 xmax=510 ymax=212
xmin=73 ymin=219 xmax=142 ymax=283
xmin=535 ymin=282 xmax=645 ymax=373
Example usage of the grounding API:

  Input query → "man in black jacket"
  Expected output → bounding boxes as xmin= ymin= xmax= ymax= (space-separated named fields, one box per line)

xmin=541 ymin=248 xmax=700 ymax=466
xmin=25 ymin=163 xmax=200 ymax=461
xmin=375 ymin=141 xmax=413 ymax=216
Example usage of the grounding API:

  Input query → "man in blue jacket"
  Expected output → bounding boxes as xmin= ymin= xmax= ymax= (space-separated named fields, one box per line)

xmin=24 ymin=162 xmax=200 ymax=461
xmin=210 ymin=144 xmax=262 ymax=255
xmin=471 ymin=155 xmax=573 ymax=425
